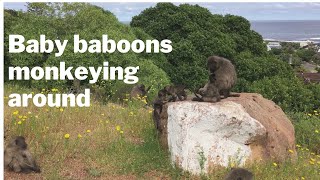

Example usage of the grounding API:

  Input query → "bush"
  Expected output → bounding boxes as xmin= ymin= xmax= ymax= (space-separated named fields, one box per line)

xmin=250 ymin=76 xmax=314 ymax=112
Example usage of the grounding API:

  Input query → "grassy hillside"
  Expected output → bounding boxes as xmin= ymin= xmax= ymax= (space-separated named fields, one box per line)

xmin=4 ymin=84 xmax=320 ymax=179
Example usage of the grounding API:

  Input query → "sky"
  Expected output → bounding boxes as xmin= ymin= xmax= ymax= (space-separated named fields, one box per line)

xmin=4 ymin=2 xmax=320 ymax=21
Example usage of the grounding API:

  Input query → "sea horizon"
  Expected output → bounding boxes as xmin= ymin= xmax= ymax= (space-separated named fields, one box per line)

xmin=122 ymin=20 xmax=320 ymax=42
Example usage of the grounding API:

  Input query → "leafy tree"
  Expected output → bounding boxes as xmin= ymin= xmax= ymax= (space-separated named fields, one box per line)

xmin=131 ymin=3 xmax=267 ymax=89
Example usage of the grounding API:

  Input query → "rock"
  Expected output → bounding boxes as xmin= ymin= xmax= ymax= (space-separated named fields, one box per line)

xmin=157 ymin=93 xmax=297 ymax=174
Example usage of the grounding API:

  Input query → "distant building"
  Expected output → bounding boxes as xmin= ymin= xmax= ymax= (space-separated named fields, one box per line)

xmin=267 ymin=42 xmax=281 ymax=51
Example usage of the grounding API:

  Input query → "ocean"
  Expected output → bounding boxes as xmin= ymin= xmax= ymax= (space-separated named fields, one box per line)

xmin=250 ymin=20 xmax=320 ymax=42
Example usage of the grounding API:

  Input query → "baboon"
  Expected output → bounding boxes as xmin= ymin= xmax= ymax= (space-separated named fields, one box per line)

xmin=164 ymin=85 xmax=187 ymax=102
xmin=207 ymin=55 xmax=237 ymax=99
xmin=193 ymin=79 xmax=221 ymax=102
xmin=152 ymin=89 xmax=168 ymax=132
xmin=68 ymin=79 xmax=81 ymax=94
xmin=4 ymin=136 xmax=41 ymax=173
xmin=130 ymin=84 xmax=151 ymax=99
xmin=224 ymin=168 xmax=254 ymax=180
xmin=193 ymin=56 xmax=237 ymax=102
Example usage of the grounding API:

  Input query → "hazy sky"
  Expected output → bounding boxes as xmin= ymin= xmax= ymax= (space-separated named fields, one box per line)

xmin=4 ymin=2 xmax=320 ymax=21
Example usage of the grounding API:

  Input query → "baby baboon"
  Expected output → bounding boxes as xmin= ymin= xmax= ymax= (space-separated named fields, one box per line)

xmin=164 ymin=85 xmax=187 ymax=102
xmin=152 ymin=89 xmax=168 ymax=132
xmin=130 ymin=84 xmax=151 ymax=99
xmin=193 ymin=83 xmax=221 ymax=102
xmin=224 ymin=168 xmax=254 ymax=180
xmin=207 ymin=55 xmax=237 ymax=99
xmin=68 ymin=79 xmax=81 ymax=94
xmin=4 ymin=136 xmax=41 ymax=173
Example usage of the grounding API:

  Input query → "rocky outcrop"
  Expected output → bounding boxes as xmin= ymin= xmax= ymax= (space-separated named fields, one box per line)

xmin=157 ymin=93 xmax=296 ymax=174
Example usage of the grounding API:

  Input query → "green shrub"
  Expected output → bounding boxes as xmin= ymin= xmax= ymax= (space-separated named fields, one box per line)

xmin=250 ymin=76 xmax=314 ymax=112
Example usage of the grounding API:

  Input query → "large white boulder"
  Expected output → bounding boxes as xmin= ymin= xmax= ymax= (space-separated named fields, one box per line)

xmin=156 ymin=93 xmax=297 ymax=175
xmin=167 ymin=101 xmax=266 ymax=174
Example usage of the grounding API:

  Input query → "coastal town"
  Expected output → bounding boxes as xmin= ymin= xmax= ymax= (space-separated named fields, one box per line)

xmin=266 ymin=39 xmax=320 ymax=83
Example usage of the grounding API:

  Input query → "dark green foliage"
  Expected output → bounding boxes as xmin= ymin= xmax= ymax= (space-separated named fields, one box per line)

xmin=250 ymin=76 xmax=314 ymax=112
xmin=234 ymin=51 xmax=294 ymax=82
xmin=131 ymin=3 xmax=267 ymax=89
xmin=296 ymin=49 xmax=317 ymax=62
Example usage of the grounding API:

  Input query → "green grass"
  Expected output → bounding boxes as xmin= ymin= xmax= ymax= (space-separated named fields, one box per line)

xmin=4 ymin=84 xmax=320 ymax=179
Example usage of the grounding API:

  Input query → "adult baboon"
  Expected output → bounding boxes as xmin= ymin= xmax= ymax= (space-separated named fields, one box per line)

xmin=4 ymin=136 xmax=41 ymax=173
xmin=224 ymin=168 xmax=254 ymax=180
xmin=130 ymin=84 xmax=151 ymax=99
xmin=164 ymin=85 xmax=187 ymax=102
xmin=207 ymin=55 xmax=237 ymax=99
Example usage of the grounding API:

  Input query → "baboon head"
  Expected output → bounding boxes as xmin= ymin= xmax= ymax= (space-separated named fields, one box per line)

xmin=224 ymin=168 xmax=254 ymax=180
xmin=131 ymin=84 xmax=151 ymax=98
xmin=207 ymin=56 xmax=220 ymax=74
xmin=13 ymin=136 xmax=27 ymax=149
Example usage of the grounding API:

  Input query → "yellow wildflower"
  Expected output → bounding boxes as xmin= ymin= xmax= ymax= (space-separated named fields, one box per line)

xmin=230 ymin=162 xmax=235 ymax=168
xmin=142 ymin=99 xmax=147 ymax=104
xmin=301 ymin=177 xmax=305 ymax=180
xmin=288 ymin=149 xmax=294 ymax=154
xmin=12 ymin=110 xmax=19 ymax=115
xmin=106 ymin=120 xmax=109 ymax=124
xmin=23 ymin=116 xmax=27 ymax=119
xmin=120 ymin=131 xmax=124 ymax=134
xmin=129 ymin=112 xmax=134 ymax=116
xmin=315 ymin=130 xmax=319 ymax=133
xmin=296 ymin=144 xmax=301 ymax=148
xmin=116 ymin=125 xmax=121 ymax=131
xmin=59 ymin=108 xmax=64 ymax=112
xmin=310 ymin=158 xmax=315 ymax=162
xmin=64 ymin=134 xmax=70 ymax=139
xmin=78 ymin=134 xmax=82 ymax=138
xmin=17 ymin=121 xmax=22 ymax=125
xmin=18 ymin=115 xmax=22 ymax=119
xmin=309 ymin=160 xmax=315 ymax=165
xmin=86 ymin=130 xmax=91 ymax=133
xmin=307 ymin=113 xmax=312 ymax=116
xmin=273 ymin=162 xmax=278 ymax=167
xmin=28 ymin=111 xmax=32 ymax=114
xmin=149 ymin=110 xmax=153 ymax=114
xmin=123 ymin=98 xmax=129 ymax=102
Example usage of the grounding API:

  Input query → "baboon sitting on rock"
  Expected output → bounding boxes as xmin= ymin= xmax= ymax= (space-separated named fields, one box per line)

xmin=4 ymin=136 xmax=41 ymax=173
xmin=193 ymin=55 xmax=238 ymax=102
xmin=164 ymin=85 xmax=187 ymax=102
